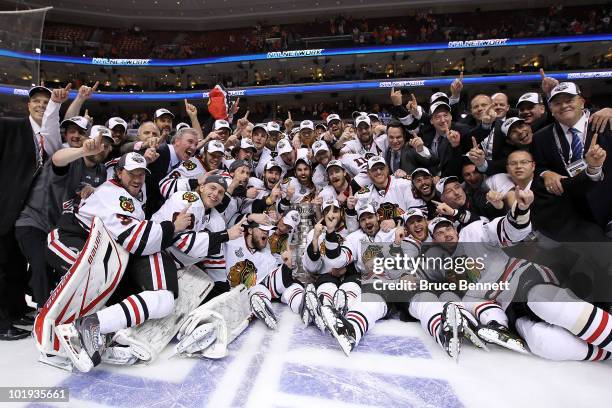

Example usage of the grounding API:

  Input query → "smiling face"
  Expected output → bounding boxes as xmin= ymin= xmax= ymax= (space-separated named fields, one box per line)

xmin=64 ymin=125 xmax=86 ymax=148
xmin=359 ymin=213 xmax=380 ymax=237
xmin=87 ymin=138 xmax=113 ymax=163
xmin=518 ymin=102 xmax=545 ymax=125
xmin=506 ymin=150 xmax=535 ymax=184
xmin=329 ymin=119 xmax=343 ymax=137
xmin=117 ymin=168 xmax=146 ymax=197
xmin=507 ymin=122 xmax=533 ymax=146
xmin=491 ymin=93 xmax=510 ymax=118
xmin=387 ymin=126 xmax=404 ymax=151
xmin=314 ymin=149 xmax=331 ymax=166
xmin=549 ymin=94 xmax=585 ymax=127
xmin=441 ymin=181 xmax=466 ymax=209
xmin=323 ymin=205 xmax=343 ymax=228
xmin=430 ymin=109 xmax=452 ymax=134
xmin=111 ymin=125 xmax=127 ymax=146
xmin=206 ymin=151 xmax=224 ymax=170
xmin=198 ymin=182 xmax=226 ymax=208
xmin=295 ymin=162 xmax=311 ymax=185
xmin=173 ymin=131 xmax=198 ymax=161
xmin=368 ymin=163 xmax=389 ymax=187
xmin=470 ymin=95 xmax=492 ymax=122
xmin=412 ymin=174 xmax=434 ymax=198
xmin=432 ymin=224 xmax=459 ymax=249
xmin=406 ymin=216 xmax=428 ymax=242
xmin=264 ymin=168 xmax=281 ymax=189
xmin=248 ymin=227 xmax=270 ymax=250
xmin=327 ymin=166 xmax=346 ymax=190
xmin=155 ymin=114 xmax=173 ymax=133
xmin=300 ymin=129 xmax=315 ymax=146
xmin=357 ymin=123 xmax=372 ymax=145
xmin=251 ymin=128 xmax=268 ymax=150
xmin=28 ymin=92 xmax=50 ymax=125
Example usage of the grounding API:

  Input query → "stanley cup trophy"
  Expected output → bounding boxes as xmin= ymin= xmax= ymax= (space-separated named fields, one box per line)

xmin=290 ymin=202 xmax=316 ymax=283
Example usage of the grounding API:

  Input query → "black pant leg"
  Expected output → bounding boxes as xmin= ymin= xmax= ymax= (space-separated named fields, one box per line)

xmin=15 ymin=226 xmax=54 ymax=306
xmin=0 ymin=230 xmax=29 ymax=330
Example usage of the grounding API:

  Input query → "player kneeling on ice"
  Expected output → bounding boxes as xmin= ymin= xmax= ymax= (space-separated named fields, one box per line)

xmin=224 ymin=219 xmax=306 ymax=330
xmin=38 ymin=153 xmax=194 ymax=372
xmin=320 ymin=210 xmax=486 ymax=359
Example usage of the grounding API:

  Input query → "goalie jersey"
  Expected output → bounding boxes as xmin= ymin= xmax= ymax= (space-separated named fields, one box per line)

xmin=224 ymin=236 xmax=279 ymax=287
xmin=74 ymin=179 xmax=174 ymax=256
xmin=151 ymin=191 xmax=230 ymax=269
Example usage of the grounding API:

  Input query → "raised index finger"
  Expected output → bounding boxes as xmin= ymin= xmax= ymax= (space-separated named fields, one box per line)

xmin=539 ymin=68 xmax=546 ymax=80
xmin=91 ymin=81 xmax=99 ymax=91
xmin=590 ymin=132 xmax=599 ymax=148
xmin=472 ymin=136 xmax=478 ymax=149
xmin=458 ymin=71 xmax=463 ymax=82
xmin=64 ymin=83 xmax=73 ymax=92
xmin=180 ymin=203 xmax=192 ymax=213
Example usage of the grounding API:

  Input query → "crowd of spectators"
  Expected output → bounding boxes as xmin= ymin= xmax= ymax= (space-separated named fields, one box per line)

xmin=40 ymin=5 xmax=610 ymax=60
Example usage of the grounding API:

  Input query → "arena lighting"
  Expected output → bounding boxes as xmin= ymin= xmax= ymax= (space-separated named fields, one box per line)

xmin=0 ymin=34 xmax=610 ymax=67
xmin=2 ymin=70 xmax=610 ymax=101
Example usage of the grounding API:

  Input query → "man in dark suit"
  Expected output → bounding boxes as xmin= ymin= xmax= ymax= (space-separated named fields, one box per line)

xmin=384 ymin=120 xmax=437 ymax=177
xmin=419 ymin=101 xmax=474 ymax=177
xmin=139 ymin=127 xmax=199 ymax=217
xmin=516 ymin=92 xmax=552 ymax=133
xmin=0 ymin=86 xmax=57 ymax=340
xmin=532 ymin=82 xmax=612 ymax=234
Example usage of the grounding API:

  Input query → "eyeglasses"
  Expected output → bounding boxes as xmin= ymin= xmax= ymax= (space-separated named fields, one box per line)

xmin=507 ymin=160 xmax=534 ymax=167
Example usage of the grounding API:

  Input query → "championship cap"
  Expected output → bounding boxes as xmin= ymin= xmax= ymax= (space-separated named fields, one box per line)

xmin=326 ymin=114 xmax=341 ymax=124
xmin=214 ymin=119 xmax=231 ymax=131
xmin=548 ymin=82 xmax=581 ymax=103
xmin=282 ymin=210 xmax=300 ymax=231
xmin=175 ymin=122 xmax=191 ymax=132
xmin=430 ymin=91 xmax=449 ymax=105
xmin=253 ymin=123 xmax=269 ymax=135
xmin=206 ymin=140 xmax=225 ymax=154
xmin=357 ymin=204 xmax=376 ymax=219
xmin=428 ymin=216 xmax=453 ymax=235
xmin=355 ymin=115 xmax=371 ymax=128
xmin=405 ymin=208 xmax=426 ymax=221
xmin=411 ymin=167 xmax=432 ymax=179
xmin=430 ymin=101 xmax=451 ymax=115
xmin=154 ymin=108 xmax=175 ymax=119
xmin=61 ymin=116 xmax=89 ymax=131
xmin=116 ymin=152 xmax=150 ymax=173
xmin=203 ymin=174 xmax=228 ymax=190
xmin=368 ymin=113 xmax=380 ymax=121
xmin=240 ymin=138 xmax=257 ymax=151
xmin=246 ymin=220 xmax=275 ymax=232
xmin=267 ymin=121 xmax=281 ymax=133
xmin=107 ymin=117 xmax=128 ymax=130
xmin=299 ymin=120 xmax=314 ymax=131
xmin=89 ymin=125 xmax=114 ymax=141
xmin=326 ymin=159 xmax=344 ymax=171
xmin=264 ymin=160 xmax=282 ymax=172
xmin=322 ymin=199 xmax=341 ymax=212
xmin=516 ymin=92 xmax=543 ymax=108
xmin=367 ymin=155 xmax=386 ymax=170
xmin=228 ymin=159 xmax=251 ymax=173
xmin=28 ymin=85 xmax=52 ymax=98
xmin=501 ymin=117 xmax=526 ymax=137
xmin=435 ymin=176 xmax=459 ymax=195
xmin=312 ymin=140 xmax=330 ymax=156
xmin=276 ymin=138 xmax=293 ymax=155
xmin=315 ymin=122 xmax=327 ymax=131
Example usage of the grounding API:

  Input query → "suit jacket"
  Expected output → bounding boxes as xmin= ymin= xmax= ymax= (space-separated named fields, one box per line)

xmin=420 ymin=122 xmax=473 ymax=177
xmin=0 ymin=117 xmax=37 ymax=235
xmin=385 ymin=143 xmax=437 ymax=175
xmin=141 ymin=143 xmax=171 ymax=217
xmin=532 ymin=119 xmax=612 ymax=228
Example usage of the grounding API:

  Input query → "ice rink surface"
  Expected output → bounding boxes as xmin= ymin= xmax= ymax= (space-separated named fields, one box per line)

xmin=2 ymin=304 xmax=611 ymax=408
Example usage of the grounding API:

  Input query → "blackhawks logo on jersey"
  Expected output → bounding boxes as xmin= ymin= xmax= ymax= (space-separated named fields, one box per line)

xmin=282 ymin=177 xmax=291 ymax=185
xmin=182 ymin=160 xmax=196 ymax=171
xmin=357 ymin=186 xmax=370 ymax=194
xmin=119 ymin=196 xmax=135 ymax=213
xmin=319 ymin=234 xmax=344 ymax=256
xmin=269 ymin=232 xmax=288 ymax=255
xmin=228 ymin=259 xmax=257 ymax=288
xmin=377 ymin=202 xmax=404 ymax=221
xmin=182 ymin=191 xmax=199 ymax=203
xmin=362 ymin=244 xmax=384 ymax=264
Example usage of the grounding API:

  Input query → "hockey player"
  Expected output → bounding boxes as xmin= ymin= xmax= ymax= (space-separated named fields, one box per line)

xmin=354 ymin=156 xmax=423 ymax=230
xmin=340 ymin=114 xmax=386 ymax=156
xmin=44 ymin=152 xmax=194 ymax=372
xmin=252 ymin=124 xmax=274 ymax=178
xmin=278 ymin=155 xmax=316 ymax=211
xmin=268 ymin=210 xmax=299 ymax=259
xmin=224 ymin=220 xmax=305 ymax=329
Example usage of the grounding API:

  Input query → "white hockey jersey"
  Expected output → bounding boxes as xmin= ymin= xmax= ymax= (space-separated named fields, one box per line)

xmin=224 ymin=236 xmax=279 ymax=287
xmin=302 ymin=227 xmax=351 ymax=275
xmin=340 ymin=134 xmax=387 ymax=157
xmin=151 ymin=191 xmax=229 ymax=270
xmin=74 ymin=179 xmax=171 ymax=256
xmin=343 ymin=227 xmax=397 ymax=275
xmin=281 ymin=177 xmax=316 ymax=206
xmin=254 ymin=147 xmax=274 ymax=178
xmin=354 ymin=176 xmax=424 ymax=221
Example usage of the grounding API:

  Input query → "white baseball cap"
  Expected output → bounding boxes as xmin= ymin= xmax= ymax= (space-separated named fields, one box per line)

xmin=410 ymin=167 xmax=432 ymax=180
xmin=430 ymin=101 xmax=451 ymax=115
xmin=267 ymin=121 xmax=281 ymax=133
xmin=435 ymin=176 xmax=459 ymax=195
xmin=299 ymin=120 xmax=314 ymax=131
xmin=154 ymin=108 xmax=175 ymax=119
xmin=516 ymin=92 xmax=543 ymax=108
xmin=315 ymin=122 xmax=327 ymax=131
xmin=252 ymin=123 xmax=269 ymax=135
xmin=28 ymin=85 xmax=52 ymax=98
xmin=368 ymin=113 xmax=380 ymax=121
xmin=264 ymin=160 xmax=282 ymax=172
xmin=206 ymin=140 xmax=225 ymax=154
xmin=428 ymin=216 xmax=453 ymax=235
xmin=548 ymin=82 xmax=581 ymax=103
xmin=107 ymin=117 xmax=127 ymax=130
xmin=326 ymin=114 xmax=341 ymax=124
xmin=312 ymin=140 xmax=330 ymax=156
xmin=61 ymin=116 xmax=89 ymax=131
xmin=501 ymin=117 xmax=526 ymax=137
xmin=240 ymin=138 xmax=257 ymax=151
xmin=430 ymin=92 xmax=449 ymax=104
xmin=326 ymin=159 xmax=344 ymax=171
xmin=214 ymin=119 xmax=231 ymax=131
xmin=282 ymin=210 xmax=300 ymax=231
xmin=322 ymin=198 xmax=341 ymax=212
xmin=276 ymin=138 xmax=293 ymax=155
xmin=357 ymin=204 xmax=376 ymax=219
xmin=405 ymin=208 xmax=426 ymax=221
xmin=117 ymin=152 xmax=150 ymax=173
xmin=355 ymin=115 xmax=371 ymax=128
xmin=175 ymin=122 xmax=191 ymax=132
xmin=367 ymin=155 xmax=386 ymax=170
xmin=89 ymin=125 xmax=114 ymax=142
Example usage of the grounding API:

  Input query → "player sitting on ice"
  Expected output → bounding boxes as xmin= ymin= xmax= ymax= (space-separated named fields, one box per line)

xmin=44 ymin=152 xmax=194 ymax=372
xmin=225 ymin=219 xmax=305 ymax=330
xmin=320 ymin=209 xmax=486 ymax=360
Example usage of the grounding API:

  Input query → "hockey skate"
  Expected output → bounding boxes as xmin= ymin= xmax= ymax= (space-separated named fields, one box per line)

xmin=320 ymin=304 xmax=356 ymax=356
xmin=175 ymin=323 xmax=217 ymax=356
xmin=477 ymin=321 xmax=529 ymax=354
xmin=458 ymin=308 xmax=489 ymax=351
xmin=303 ymin=284 xmax=326 ymax=333
xmin=333 ymin=289 xmax=348 ymax=316
xmin=101 ymin=343 xmax=139 ymax=365
xmin=250 ymin=295 xmax=278 ymax=330
xmin=437 ymin=302 xmax=463 ymax=362
xmin=54 ymin=313 xmax=107 ymax=373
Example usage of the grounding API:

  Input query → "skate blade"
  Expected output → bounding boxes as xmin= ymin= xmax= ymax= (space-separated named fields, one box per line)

xmin=38 ymin=352 xmax=74 ymax=372
xmin=320 ymin=306 xmax=352 ymax=357
xmin=477 ymin=328 xmax=530 ymax=354
xmin=54 ymin=323 xmax=94 ymax=373
xmin=443 ymin=304 xmax=463 ymax=363
xmin=463 ymin=324 xmax=489 ymax=351
xmin=305 ymin=292 xmax=326 ymax=333
xmin=251 ymin=297 xmax=278 ymax=330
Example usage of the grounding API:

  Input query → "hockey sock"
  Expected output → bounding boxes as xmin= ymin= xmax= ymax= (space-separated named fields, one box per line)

xmin=317 ymin=282 xmax=337 ymax=307
xmin=281 ymin=283 xmax=304 ymax=314
xmin=249 ymin=284 xmax=272 ymax=302
xmin=516 ymin=317 xmax=611 ymax=361
xmin=465 ymin=300 xmax=509 ymax=327
xmin=409 ymin=292 xmax=445 ymax=346
xmin=527 ymin=284 xmax=612 ymax=352
xmin=338 ymin=281 xmax=361 ymax=309
xmin=98 ymin=290 xmax=174 ymax=335
xmin=345 ymin=301 xmax=387 ymax=347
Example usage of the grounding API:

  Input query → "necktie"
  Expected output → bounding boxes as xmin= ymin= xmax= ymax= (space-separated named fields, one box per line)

xmin=36 ymin=132 xmax=46 ymax=168
xmin=569 ymin=127 xmax=583 ymax=161
xmin=392 ymin=151 xmax=400 ymax=172
xmin=432 ymin=136 xmax=439 ymax=154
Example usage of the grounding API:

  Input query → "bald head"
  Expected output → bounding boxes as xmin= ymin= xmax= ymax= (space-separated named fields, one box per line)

xmin=491 ymin=93 xmax=510 ymax=119
xmin=137 ymin=121 xmax=160 ymax=141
